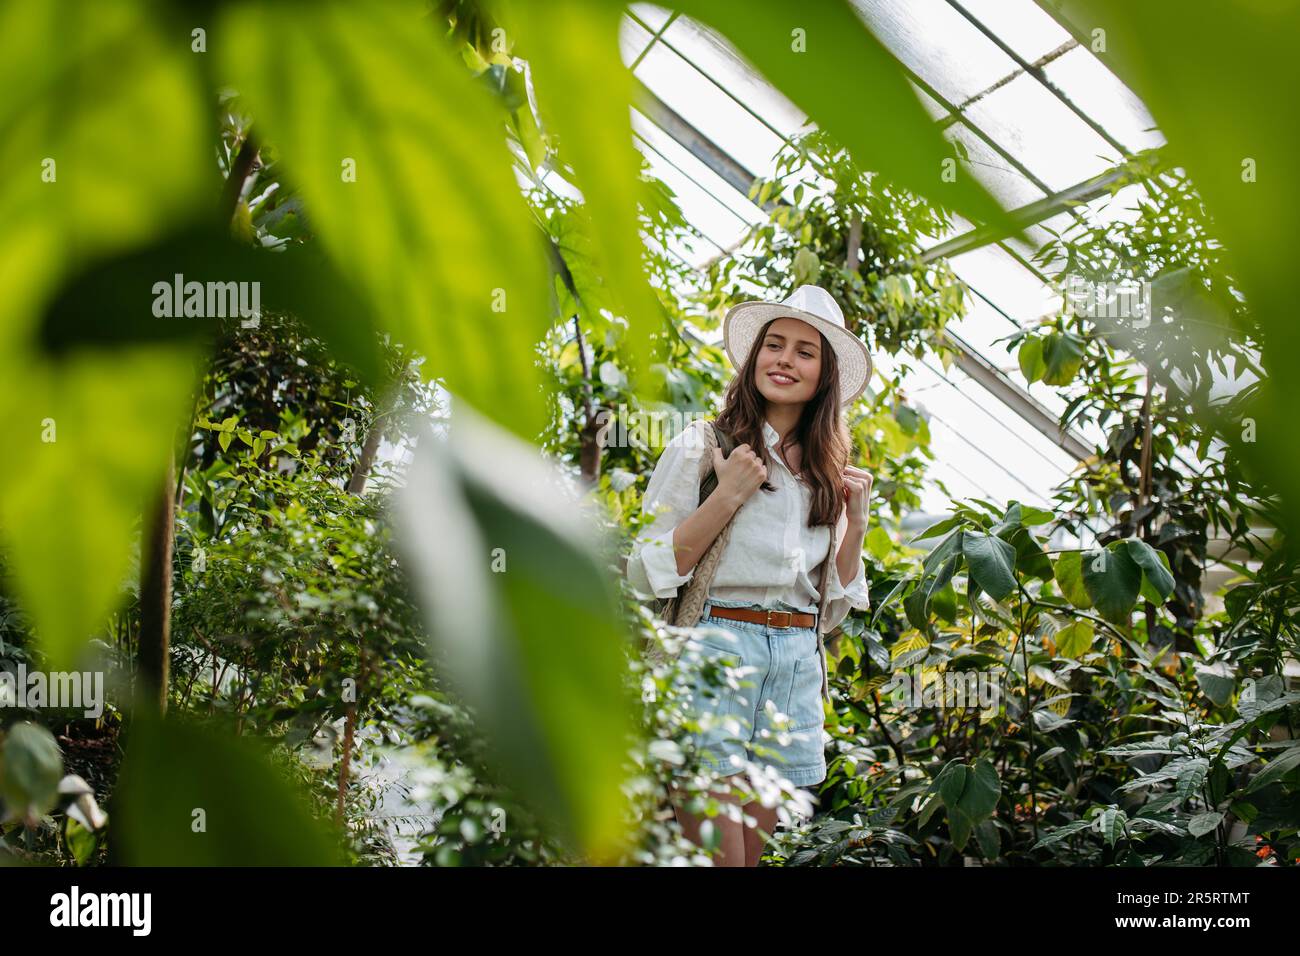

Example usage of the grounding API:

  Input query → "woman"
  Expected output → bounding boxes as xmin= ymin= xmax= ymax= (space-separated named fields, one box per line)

xmin=627 ymin=284 xmax=874 ymax=866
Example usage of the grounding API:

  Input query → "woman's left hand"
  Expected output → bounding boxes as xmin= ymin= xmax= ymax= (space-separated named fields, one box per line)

xmin=841 ymin=465 xmax=873 ymax=531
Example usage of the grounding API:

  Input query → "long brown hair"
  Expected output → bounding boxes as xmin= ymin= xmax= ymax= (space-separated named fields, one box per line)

xmin=715 ymin=317 xmax=851 ymax=528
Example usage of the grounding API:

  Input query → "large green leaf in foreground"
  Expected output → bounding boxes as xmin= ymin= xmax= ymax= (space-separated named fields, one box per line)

xmin=0 ymin=0 xmax=209 ymax=667
xmin=505 ymin=0 xmax=669 ymax=407
xmin=111 ymin=715 xmax=344 ymax=865
xmin=220 ymin=0 xmax=554 ymax=444
xmin=395 ymin=402 xmax=638 ymax=863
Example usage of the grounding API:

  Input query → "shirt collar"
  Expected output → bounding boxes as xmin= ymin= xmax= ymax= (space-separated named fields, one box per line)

xmin=762 ymin=420 xmax=780 ymax=449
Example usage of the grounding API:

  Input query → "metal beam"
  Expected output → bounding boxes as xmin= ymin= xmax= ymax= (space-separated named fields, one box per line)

xmin=920 ymin=152 xmax=1161 ymax=263
xmin=945 ymin=0 xmax=1133 ymax=159
xmin=946 ymin=330 xmax=1093 ymax=462
xmin=632 ymin=79 xmax=769 ymax=204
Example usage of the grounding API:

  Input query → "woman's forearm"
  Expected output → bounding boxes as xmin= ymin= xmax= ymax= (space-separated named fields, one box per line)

xmin=670 ymin=487 xmax=747 ymax=577
xmin=836 ymin=518 xmax=867 ymax=590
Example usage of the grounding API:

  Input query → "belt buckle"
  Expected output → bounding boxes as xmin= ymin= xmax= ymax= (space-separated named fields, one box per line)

xmin=766 ymin=609 xmax=793 ymax=629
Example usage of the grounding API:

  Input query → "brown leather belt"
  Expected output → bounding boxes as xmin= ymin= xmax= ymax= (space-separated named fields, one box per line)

xmin=704 ymin=606 xmax=816 ymax=629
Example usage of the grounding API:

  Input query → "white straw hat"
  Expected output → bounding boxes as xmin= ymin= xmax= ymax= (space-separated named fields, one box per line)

xmin=722 ymin=284 xmax=873 ymax=406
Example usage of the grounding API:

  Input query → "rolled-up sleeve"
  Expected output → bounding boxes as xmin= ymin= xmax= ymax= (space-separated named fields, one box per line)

xmin=819 ymin=507 xmax=871 ymax=633
xmin=625 ymin=420 xmax=708 ymax=600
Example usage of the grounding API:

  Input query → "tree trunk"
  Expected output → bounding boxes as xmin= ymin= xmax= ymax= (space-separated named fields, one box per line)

xmin=347 ymin=414 xmax=385 ymax=495
xmin=846 ymin=212 xmax=862 ymax=271
xmin=138 ymin=459 xmax=175 ymax=716
xmin=572 ymin=313 xmax=604 ymax=485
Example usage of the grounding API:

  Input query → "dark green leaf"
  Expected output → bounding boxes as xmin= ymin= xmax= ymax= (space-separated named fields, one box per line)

xmin=1080 ymin=543 xmax=1141 ymax=625
xmin=111 ymin=715 xmax=344 ymax=865
xmin=961 ymin=531 xmax=1017 ymax=600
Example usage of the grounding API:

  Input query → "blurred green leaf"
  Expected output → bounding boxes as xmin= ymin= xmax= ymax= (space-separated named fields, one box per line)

xmin=0 ymin=0 xmax=208 ymax=669
xmin=500 ymin=0 xmax=666 ymax=407
xmin=111 ymin=714 xmax=344 ymax=865
xmin=866 ymin=524 xmax=892 ymax=560
xmin=219 ymin=0 xmax=553 ymax=442
xmin=64 ymin=815 xmax=98 ymax=865
xmin=395 ymin=402 xmax=637 ymax=863
xmin=0 ymin=722 xmax=63 ymax=824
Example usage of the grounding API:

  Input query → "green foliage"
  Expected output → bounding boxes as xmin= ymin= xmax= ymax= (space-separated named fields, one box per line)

xmin=0 ymin=0 xmax=209 ymax=671
xmin=1066 ymin=0 xmax=1300 ymax=533
xmin=1 ymin=0 xmax=1296 ymax=871
xmin=0 ymin=723 xmax=62 ymax=825
xmin=713 ymin=126 xmax=968 ymax=365
xmin=219 ymin=0 xmax=553 ymax=443
xmin=110 ymin=713 xmax=345 ymax=865
xmin=503 ymin=0 xmax=664 ymax=403
xmin=395 ymin=405 xmax=638 ymax=864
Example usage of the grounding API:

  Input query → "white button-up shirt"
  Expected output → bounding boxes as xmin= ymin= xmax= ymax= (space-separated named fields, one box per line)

xmin=626 ymin=418 xmax=870 ymax=630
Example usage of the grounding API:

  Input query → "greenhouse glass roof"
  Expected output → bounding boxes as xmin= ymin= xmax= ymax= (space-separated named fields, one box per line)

xmin=607 ymin=2 xmax=1167 ymax=517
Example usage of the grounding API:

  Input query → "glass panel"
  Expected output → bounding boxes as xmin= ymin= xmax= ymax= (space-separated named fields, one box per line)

xmin=923 ymin=458 xmax=1000 ymax=511
xmin=947 ymin=292 xmax=1020 ymax=359
xmin=919 ymin=405 xmax=1060 ymax=507
xmin=631 ymin=111 xmax=766 ymax=226
xmin=849 ymin=0 xmax=1019 ymax=109
xmin=920 ymin=356 xmax=1077 ymax=474
xmin=950 ymin=0 xmax=1072 ymax=62
xmin=647 ymin=227 xmax=712 ymax=274
xmin=538 ymin=167 xmax=584 ymax=203
xmin=618 ymin=15 xmax=654 ymax=66
xmin=946 ymin=265 xmax=1109 ymax=452
xmin=633 ymin=37 xmax=788 ymax=179
xmin=950 ymin=243 xmax=1058 ymax=324
xmin=962 ymin=72 xmax=1125 ymax=191
xmin=1043 ymin=45 xmax=1165 ymax=154
xmin=885 ymin=355 xmax=1072 ymax=505
xmin=630 ymin=136 xmax=740 ymax=252
xmin=938 ymin=361 xmax=1082 ymax=474
xmin=945 ymin=121 xmax=1048 ymax=209
xmin=627 ymin=3 xmax=671 ymax=32
xmin=661 ymin=16 xmax=808 ymax=140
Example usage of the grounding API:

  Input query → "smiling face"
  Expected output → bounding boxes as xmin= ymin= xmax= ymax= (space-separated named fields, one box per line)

xmin=753 ymin=316 xmax=823 ymax=407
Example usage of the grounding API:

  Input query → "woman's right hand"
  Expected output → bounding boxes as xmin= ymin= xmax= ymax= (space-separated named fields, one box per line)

xmin=710 ymin=443 xmax=767 ymax=506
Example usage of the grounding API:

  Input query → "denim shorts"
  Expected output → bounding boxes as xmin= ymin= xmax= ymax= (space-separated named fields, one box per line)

xmin=675 ymin=596 xmax=827 ymax=787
